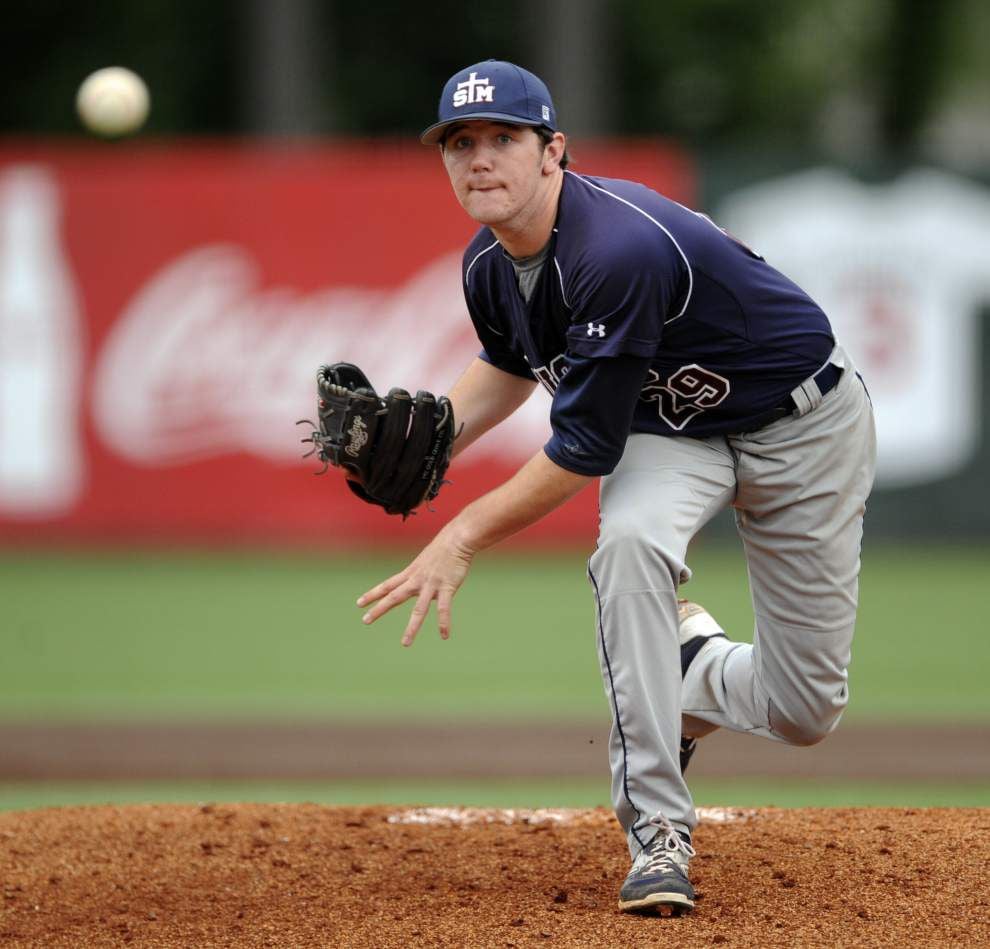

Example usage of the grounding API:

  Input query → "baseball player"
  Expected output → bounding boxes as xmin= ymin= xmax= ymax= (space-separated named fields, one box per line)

xmin=356 ymin=60 xmax=877 ymax=914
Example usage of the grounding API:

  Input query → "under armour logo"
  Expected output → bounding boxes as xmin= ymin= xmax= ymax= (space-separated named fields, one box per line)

xmin=453 ymin=72 xmax=494 ymax=108
xmin=587 ymin=323 xmax=606 ymax=337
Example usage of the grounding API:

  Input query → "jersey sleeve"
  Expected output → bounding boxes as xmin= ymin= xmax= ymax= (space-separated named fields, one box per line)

xmin=562 ymin=233 xmax=687 ymax=359
xmin=543 ymin=352 xmax=654 ymax=476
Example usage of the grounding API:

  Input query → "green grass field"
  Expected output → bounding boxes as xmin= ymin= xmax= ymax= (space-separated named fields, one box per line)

xmin=1 ymin=543 xmax=987 ymax=722
xmin=0 ymin=778 xmax=986 ymax=813
xmin=2 ymin=544 xmax=987 ymax=812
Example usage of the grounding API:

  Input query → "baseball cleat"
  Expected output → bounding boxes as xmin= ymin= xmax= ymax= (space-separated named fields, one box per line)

xmin=618 ymin=814 xmax=696 ymax=914
xmin=677 ymin=600 xmax=728 ymax=774
xmin=678 ymin=599 xmax=727 ymax=676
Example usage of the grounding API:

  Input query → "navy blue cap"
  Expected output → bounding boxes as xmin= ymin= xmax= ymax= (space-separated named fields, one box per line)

xmin=420 ymin=60 xmax=557 ymax=145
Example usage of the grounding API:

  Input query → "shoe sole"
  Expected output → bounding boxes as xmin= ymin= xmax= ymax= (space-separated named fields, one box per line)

xmin=676 ymin=599 xmax=708 ymax=623
xmin=677 ymin=601 xmax=726 ymax=643
xmin=618 ymin=891 xmax=694 ymax=915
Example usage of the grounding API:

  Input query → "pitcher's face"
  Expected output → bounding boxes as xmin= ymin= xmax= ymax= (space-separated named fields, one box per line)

xmin=441 ymin=121 xmax=552 ymax=228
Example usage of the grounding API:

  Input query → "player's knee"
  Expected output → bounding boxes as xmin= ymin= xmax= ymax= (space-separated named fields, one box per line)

xmin=593 ymin=516 xmax=684 ymax=586
xmin=597 ymin=512 xmax=652 ymax=549
xmin=769 ymin=690 xmax=847 ymax=747
xmin=772 ymin=716 xmax=831 ymax=747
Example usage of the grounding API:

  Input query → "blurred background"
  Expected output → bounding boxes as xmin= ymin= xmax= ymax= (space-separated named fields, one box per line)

xmin=0 ymin=0 xmax=987 ymax=813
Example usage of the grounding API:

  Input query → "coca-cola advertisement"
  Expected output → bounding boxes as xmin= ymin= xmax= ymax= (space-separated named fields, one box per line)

xmin=0 ymin=143 xmax=694 ymax=545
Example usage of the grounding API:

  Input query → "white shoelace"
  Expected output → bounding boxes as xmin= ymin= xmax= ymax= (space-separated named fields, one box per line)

xmin=639 ymin=814 xmax=696 ymax=874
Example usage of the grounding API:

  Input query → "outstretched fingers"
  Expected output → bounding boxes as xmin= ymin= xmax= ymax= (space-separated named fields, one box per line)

xmin=358 ymin=571 xmax=411 ymax=623
xmin=355 ymin=530 xmax=473 ymax=646
xmin=357 ymin=573 xmax=401 ymax=607
xmin=358 ymin=575 xmax=454 ymax=646
xmin=401 ymin=590 xmax=435 ymax=647
xmin=436 ymin=587 xmax=453 ymax=642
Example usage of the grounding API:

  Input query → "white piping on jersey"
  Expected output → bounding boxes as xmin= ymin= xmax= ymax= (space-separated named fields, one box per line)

xmin=565 ymin=171 xmax=694 ymax=323
xmin=465 ymin=238 xmax=500 ymax=284
xmin=464 ymin=238 xmax=504 ymax=335
xmin=553 ymin=257 xmax=571 ymax=309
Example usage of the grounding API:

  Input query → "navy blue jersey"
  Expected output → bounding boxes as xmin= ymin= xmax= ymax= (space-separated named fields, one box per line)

xmin=462 ymin=171 xmax=835 ymax=475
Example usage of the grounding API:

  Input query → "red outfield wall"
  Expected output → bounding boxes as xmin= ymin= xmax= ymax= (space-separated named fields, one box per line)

xmin=0 ymin=141 xmax=694 ymax=546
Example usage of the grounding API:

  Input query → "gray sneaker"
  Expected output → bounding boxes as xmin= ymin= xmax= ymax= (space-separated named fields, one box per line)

xmin=618 ymin=814 xmax=696 ymax=914
xmin=677 ymin=599 xmax=727 ymax=675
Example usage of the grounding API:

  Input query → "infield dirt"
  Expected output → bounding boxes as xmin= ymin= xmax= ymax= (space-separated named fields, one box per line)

xmin=1 ymin=803 xmax=987 ymax=947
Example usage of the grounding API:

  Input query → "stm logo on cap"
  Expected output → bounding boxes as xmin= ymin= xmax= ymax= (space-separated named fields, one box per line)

xmin=453 ymin=72 xmax=494 ymax=108
xmin=420 ymin=59 xmax=558 ymax=145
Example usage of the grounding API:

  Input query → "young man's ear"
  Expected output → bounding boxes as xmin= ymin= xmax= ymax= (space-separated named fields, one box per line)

xmin=542 ymin=132 xmax=566 ymax=174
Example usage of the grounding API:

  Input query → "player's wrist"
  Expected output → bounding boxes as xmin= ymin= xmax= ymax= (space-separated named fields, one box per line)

xmin=441 ymin=518 xmax=483 ymax=559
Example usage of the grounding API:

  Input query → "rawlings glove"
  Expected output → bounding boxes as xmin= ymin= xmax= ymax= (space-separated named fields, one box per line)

xmin=299 ymin=362 xmax=455 ymax=518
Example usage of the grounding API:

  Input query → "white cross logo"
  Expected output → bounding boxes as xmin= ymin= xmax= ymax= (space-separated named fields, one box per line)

xmin=587 ymin=323 xmax=606 ymax=337
xmin=453 ymin=72 xmax=494 ymax=108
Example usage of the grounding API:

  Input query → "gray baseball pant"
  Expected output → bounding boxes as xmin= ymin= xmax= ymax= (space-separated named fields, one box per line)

xmin=587 ymin=346 xmax=876 ymax=857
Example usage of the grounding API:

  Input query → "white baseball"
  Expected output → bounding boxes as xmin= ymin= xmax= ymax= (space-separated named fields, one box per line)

xmin=76 ymin=67 xmax=150 ymax=137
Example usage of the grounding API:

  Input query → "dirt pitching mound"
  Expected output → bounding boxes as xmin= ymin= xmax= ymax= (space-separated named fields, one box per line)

xmin=1 ymin=803 xmax=987 ymax=947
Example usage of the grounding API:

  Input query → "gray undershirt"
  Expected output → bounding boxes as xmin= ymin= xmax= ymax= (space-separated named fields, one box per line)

xmin=507 ymin=242 xmax=551 ymax=304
